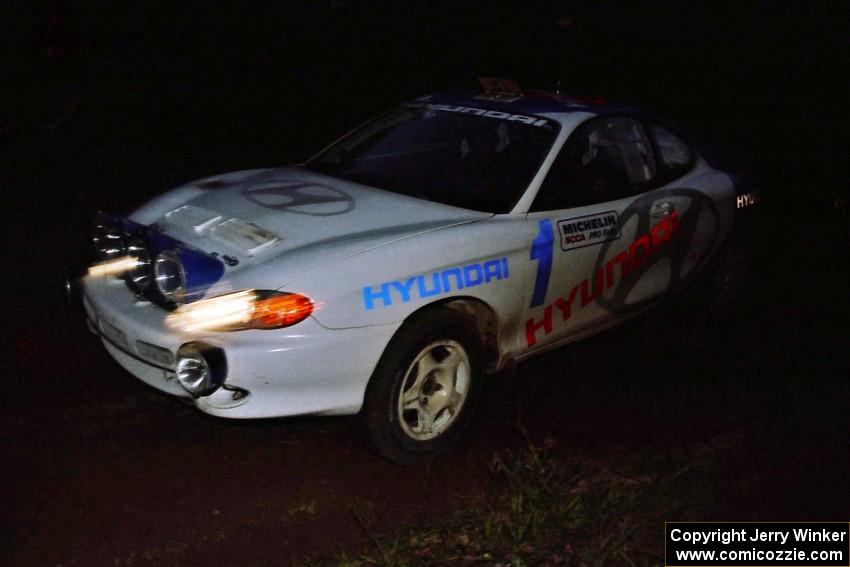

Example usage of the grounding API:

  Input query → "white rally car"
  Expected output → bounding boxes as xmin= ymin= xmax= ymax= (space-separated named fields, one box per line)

xmin=81 ymin=80 xmax=758 ymax=463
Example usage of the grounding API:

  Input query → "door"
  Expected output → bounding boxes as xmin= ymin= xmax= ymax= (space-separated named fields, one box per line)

xmin=522 ymin=115 xmax=686 ymax=350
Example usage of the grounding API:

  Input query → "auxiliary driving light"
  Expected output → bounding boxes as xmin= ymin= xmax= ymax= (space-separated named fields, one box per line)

xmin=93 ymin=223 xmax=127 ymax=261
xmin=154 ymin=250 xmax=186 ymax=302
xmin=175 ymin=342 xmax=227 ymax=397
xmin=126 ymin=238 xmax=152 ymax=291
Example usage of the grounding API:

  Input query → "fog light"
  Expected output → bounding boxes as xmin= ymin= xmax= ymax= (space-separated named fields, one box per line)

xmin=175 ymin=342 xmax=227 ymax=397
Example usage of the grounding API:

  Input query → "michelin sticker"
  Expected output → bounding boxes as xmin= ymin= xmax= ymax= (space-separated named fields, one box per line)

xmin=557 ymin=211 xmax=621 ymax=251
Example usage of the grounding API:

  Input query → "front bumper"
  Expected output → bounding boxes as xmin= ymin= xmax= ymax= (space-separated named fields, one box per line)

xmin=82 ymin=275 xmax=399 ymax=418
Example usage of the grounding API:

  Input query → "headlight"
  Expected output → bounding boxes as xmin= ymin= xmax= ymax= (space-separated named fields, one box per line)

xmin=93 ymin=222 xmax=127 ymax=261
xmin=154 ymin=250 xmax=186 ymax=302
xmin=166 ymin=290 xmax=314 ymax=333
xmin=126 ymin=238 xmax=152 ymax=291
xmin=175 ymin=342 xmax=227 ymax=397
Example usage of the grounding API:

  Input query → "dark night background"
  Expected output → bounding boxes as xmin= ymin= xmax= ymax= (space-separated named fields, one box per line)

xmin=3 ymin=1 xmax=849 ymax=565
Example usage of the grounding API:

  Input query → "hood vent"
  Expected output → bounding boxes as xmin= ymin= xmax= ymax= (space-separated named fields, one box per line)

xmin=209 ymin=217 xmax=282 ymax=256
xmin=164 ymin=205 xmax=223 ymax=233
xmin=163 ymin=204 xmax=282 ymax=256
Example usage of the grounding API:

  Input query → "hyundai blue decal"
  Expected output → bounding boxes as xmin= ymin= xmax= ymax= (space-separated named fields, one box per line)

xmin=529 ymin=219 xmax=554 ymax=308
xmin=363 ymin=258 xmax=510 ymax=310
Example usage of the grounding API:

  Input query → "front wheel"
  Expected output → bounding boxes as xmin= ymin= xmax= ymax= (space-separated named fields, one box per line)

xmin=359 ymin=308 xmax=483 ymax=464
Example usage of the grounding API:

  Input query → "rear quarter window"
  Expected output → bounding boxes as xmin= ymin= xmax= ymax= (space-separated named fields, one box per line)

xmin=649 ymin=123 xmax=694 ymax=175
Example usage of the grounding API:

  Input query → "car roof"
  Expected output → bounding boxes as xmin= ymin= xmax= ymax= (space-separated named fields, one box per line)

xmin=424 ymin=88 xmax=638 ymax=117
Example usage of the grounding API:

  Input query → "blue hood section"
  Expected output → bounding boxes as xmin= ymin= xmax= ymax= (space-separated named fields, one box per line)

xmin=98 ymin=212 xmax=226 ymax=305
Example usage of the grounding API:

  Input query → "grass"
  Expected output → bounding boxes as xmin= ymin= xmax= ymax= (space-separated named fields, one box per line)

xmin=298 ymin=431 xmax=720 ymax=566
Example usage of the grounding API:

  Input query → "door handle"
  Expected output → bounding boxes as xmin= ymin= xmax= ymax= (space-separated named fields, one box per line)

xmin=650 ymin=201 xmax=674 ymax=218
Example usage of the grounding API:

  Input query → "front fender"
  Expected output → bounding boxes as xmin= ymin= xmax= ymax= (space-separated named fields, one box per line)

xmin=292 ymin=216 xmax=536 ymax=351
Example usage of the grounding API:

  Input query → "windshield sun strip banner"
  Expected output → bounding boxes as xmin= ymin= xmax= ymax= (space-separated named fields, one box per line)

xmin=404 ymin=102 xmax=551 ymax=128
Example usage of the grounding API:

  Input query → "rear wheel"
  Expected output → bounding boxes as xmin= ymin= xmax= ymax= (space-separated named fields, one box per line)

xmin=707 ymin=240 xmax=750 ymax=308
xmin=360 ymin=308 xmax=483 ymax=464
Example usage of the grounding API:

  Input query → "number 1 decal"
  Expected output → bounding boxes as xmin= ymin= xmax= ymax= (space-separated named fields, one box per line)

xmin=529 ymin=219 xmax=554 ymax=308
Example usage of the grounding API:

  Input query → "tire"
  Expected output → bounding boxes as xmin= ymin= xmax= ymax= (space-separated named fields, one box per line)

xmin=359 ymin=308 xmax=483 ymax=464
xmin=707 ymin=239 xmax=750 ymax=308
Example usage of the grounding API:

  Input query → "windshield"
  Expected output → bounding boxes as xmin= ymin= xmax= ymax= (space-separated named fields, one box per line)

xmin=304 ymin=102 xmax=559 ymax=213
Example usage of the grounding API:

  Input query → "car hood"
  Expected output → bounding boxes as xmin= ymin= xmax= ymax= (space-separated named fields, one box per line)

xmin=129 ymin=167 xmax=491 ymax=289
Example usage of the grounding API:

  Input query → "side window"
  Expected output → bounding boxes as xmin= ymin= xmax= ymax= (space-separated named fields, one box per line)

xmin=648 ymin=122 xmax=694 ymax=176
xmin=532 ymin=116 xmax=656 ymax=211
